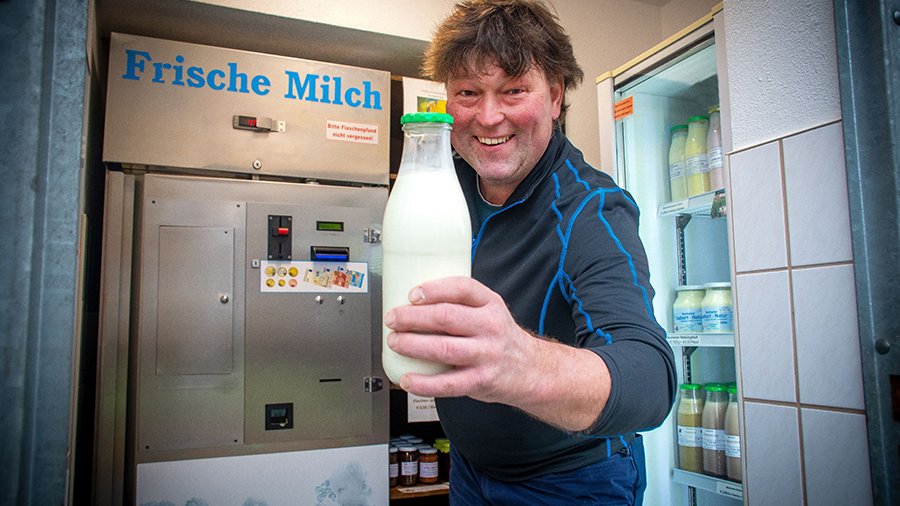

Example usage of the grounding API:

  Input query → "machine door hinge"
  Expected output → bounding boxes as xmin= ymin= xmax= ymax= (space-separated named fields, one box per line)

xmin=364 ymin=377 xmax=384 ymax=392
xmin=364 ymin=227 xmax=382 ymax=243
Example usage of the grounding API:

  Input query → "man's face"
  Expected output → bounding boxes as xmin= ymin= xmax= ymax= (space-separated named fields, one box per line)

xmin=446 ymin=62 xmax=563 ymax=202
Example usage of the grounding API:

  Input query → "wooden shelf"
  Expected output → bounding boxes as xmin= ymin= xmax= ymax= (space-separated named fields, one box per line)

xmin=390 ymin=481 xmax=449 ymax=500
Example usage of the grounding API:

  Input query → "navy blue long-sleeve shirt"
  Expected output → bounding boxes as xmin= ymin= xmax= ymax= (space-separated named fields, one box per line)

xmin=434 ymin=128 xmax=676 ymax=481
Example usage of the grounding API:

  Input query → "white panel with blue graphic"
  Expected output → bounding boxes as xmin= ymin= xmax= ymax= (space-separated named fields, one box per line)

xmin=137 ymin=444 xmax=388 ymax=506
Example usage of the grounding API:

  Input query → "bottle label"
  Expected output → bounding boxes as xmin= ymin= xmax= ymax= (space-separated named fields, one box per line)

xmin=389 ymin=462 xmax=399 ymax=478
xmin=685 ymin=154 xmax=708 ymax=176
xmin=400 ymin=461 xmax=418 ymax=476
xmin=702 ymin=428 xmax=726 ymax=451
xmin=678 ymin=425 xmax=703 ymax=447
xmin=707 ymin=146 xmax=723 ymax=170
xmin=726 ymin=435 xmax=741 ymax=457
xmin=669 ymin=161 xmax=685 ymax=180
xmin=674 ymin=308 xmax=703 ymax=332
xmin=702 ymin=305 xmax=733 ymax=332
xmin=419 ymin=461 xmax=439 ymax=478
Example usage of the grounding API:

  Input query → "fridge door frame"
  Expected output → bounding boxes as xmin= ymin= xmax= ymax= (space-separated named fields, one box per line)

xmin=595 ymin=5 xmax=744 ymax=505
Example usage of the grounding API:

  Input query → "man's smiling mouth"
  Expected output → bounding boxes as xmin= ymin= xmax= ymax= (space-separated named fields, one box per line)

xmin=478 ymin=135 xmax=511 ymax=146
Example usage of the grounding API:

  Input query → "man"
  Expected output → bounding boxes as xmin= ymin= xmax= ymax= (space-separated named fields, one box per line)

xmin=383 ymin=1 xmax=676 ymax=503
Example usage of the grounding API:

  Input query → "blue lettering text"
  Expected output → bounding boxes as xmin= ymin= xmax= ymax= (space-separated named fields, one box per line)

xmin=119 ymin=47 xmax=379 ymax=107
xmin=121 ymin=49 xmax=151 ymax=80
xmin=284 ymin=71 xmax=319 ymax=102
xmin=207 ymin=69 xmax=225 ymax=90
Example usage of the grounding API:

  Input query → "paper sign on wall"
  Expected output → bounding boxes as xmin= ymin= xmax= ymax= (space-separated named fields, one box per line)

xmin=614 ymin=96 xmax=634 ymax=120
xmin=407 ymin=393 xmax=440 ymax=423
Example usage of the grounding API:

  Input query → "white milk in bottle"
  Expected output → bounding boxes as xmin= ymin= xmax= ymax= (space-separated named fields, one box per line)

xmin=668 ymin=125 xmax=689 ymax=201
xmin=382 ymin=112 xmax=472 ymax=384
xmin=685 ymin=115 xmax=710 ymax=197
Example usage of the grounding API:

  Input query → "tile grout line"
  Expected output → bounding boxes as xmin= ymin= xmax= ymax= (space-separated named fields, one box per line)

xmin=723 ymin=148 xmax=750 ymax=505
xmin=779 ymin=138 xmax=808 ymax=506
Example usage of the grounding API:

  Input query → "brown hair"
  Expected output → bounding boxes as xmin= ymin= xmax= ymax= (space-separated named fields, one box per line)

xmin=422 ymin=0 xmax=584 ymax=122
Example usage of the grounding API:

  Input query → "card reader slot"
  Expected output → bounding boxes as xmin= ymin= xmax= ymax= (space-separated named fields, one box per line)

xmin=310 ymin=246 xmax=349 ymax=262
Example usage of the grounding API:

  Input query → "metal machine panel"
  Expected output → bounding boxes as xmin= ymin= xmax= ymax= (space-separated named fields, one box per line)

xmin=103 ymin=33 xmax=390 ymax=185
xmin=128 ymin=174 xmax=388 ymax=465
xmin=244 ymin=202 xmax=374 ymax=445
xmin=136 ymin=192 xmax=246 ymax=455
xmin=157 ymin=226 xmax=234 ymax=376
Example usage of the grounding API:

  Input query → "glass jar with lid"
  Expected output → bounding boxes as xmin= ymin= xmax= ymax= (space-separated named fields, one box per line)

xmin=673 ymin=285 xmax=705 ymax=333
xmin=701 ymin=282 xmax=733 ymax=332
xmin=388 ymin=446 xmax=399 ymax=487
xmin=397 ymin=446 xmax=419 ymax=486
xmin=417 ymin=447 xmax=439 ymax=484
xmin=434 ymin=438 xmax=451 ymax=482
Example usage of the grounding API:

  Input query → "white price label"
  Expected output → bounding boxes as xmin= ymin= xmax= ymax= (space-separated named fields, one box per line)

xmin=668 ymin=334 xmax=701 ymax=346
xmin=659 ymin=200 xmax=689 ymax=215
xmin=716 ymin=480 xmax=743 ymax=499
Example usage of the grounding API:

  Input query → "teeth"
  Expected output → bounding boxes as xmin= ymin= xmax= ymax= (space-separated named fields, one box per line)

xmin=478 ymin=136 xmax=510 ymax=145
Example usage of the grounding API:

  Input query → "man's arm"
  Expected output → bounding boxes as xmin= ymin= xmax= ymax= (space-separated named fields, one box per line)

xmin=384 ymin=277 xmax=612 ymax=432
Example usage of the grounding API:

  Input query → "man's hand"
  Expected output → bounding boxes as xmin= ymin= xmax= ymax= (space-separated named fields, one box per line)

xmin=383 ymin=276 xmax=611 ymax=432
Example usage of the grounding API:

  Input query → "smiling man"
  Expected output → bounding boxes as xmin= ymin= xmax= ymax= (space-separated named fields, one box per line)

xmin=382 ymin=1 xmax=676 ymax=504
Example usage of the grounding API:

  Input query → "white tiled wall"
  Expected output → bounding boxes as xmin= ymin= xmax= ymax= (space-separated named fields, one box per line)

xmin=728 ymin=122 xmax=872 ymax=505
xmin=743 ymin=402 xmax=803 ymax=505
xmin=792 ymin=264 xmax=865 ymax=410
xmin=782 ymin=123 xmax=854 ymax=266
xmin=733 ymin=271 xmax=795 ymax=403
xmin=729 ymin=142 xmax=788 ymax=272
xmin=801 ymin=408 xmax=872 ymax=506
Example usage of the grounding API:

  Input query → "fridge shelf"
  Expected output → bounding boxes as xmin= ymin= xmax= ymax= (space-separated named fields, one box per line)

xmin=672 ymin=469 xmax=743 ymax=501
xmin=667 ymin=332 xmax=734 ymax=348
xmin=658 ymin=190 xmax=725 ymax=218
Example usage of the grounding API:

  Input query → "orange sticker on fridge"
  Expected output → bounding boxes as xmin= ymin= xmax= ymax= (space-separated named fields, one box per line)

xmin=614 ymin=96 xmax=634 ymax=120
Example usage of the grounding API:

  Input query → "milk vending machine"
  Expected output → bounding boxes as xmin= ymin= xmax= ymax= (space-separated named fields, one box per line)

xmin=95 ymin=33 xmax=390 ymax=505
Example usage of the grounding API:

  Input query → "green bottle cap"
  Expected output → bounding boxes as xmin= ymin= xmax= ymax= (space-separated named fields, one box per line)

xmin=401 ymin=112 xmax=454 ymax=125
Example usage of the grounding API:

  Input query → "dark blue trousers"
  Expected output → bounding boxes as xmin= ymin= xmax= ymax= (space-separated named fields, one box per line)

xmin=449 ymin=435 xmax=646 ymax=505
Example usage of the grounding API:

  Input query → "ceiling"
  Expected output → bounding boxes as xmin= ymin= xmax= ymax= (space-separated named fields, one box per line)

xmin=93 ymin=0 xmax=429 ymax=77
xmin=632 ymin=0 xmax=672 ymax=5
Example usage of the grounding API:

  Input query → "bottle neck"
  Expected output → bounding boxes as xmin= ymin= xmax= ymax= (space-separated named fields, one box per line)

xmin=399 ymin=122 xmax=454 ymax=175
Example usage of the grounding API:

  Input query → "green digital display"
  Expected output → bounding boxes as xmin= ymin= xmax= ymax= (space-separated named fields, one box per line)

xmin=316 ymin=221 xmax=344 ymax=232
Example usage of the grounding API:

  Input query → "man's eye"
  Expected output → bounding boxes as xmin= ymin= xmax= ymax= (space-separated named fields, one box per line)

xmin=458 ymin=90 xmax=476 ymax=97
xmin=507 ymin=88 xmax=525 ymax=95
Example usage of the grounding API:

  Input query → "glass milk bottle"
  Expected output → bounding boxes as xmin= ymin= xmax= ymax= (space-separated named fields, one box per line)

xmin=676 ymin=383 xmax=705 ymax=473
xmin=702 ymin=383 xmax=728 ymax=477
xmin=725 ymin=384 xmax=742 ymax=482
xmin=684 ymin=115 xmax=710 ymax=197
xmin=707 ymin=105 xmax=724 ymax=191
xmin=382 ymin=112 xmax=472 ymax=384
xmin=668 ymin=125 xmax=688 ymax=201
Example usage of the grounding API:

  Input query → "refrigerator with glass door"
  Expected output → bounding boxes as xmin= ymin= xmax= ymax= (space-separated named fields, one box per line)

xmin=596 ymin=4 xmax=744 ymax=505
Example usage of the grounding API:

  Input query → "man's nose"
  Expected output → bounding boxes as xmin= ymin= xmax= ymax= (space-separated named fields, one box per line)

xmin=476 ymin=95 xmax=504 ymax=126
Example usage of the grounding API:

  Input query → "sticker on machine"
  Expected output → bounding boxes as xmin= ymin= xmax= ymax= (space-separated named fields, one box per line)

xmin=260 ymin=261 xmax=368 ymax=293
xmin=325 ymin=120 xmax=379 ymax=144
